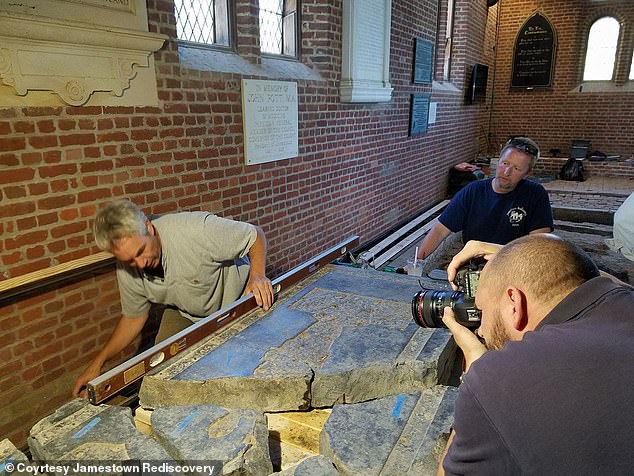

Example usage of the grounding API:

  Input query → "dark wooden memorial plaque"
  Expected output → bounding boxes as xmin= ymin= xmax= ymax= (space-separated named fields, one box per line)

xmin=409 ymin=94 xmax=430 ymax=136
xmin=413 ymin=38 xmax=433 ymax=84
xmin=511 ymin=12 xmax=556 ymax=88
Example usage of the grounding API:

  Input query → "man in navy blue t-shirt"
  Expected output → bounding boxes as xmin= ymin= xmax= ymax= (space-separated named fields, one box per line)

xmin=415 ymin=137 xmax=553 ymax=262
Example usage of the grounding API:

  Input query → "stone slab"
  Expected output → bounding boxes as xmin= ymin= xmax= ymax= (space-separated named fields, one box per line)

xmin=28 ymin=399 xmax=172 ymax=466
xmin=139 ymin=265 xmax=456 ymax=412
xmin=320 ymin=386 xmax=458 ymax=476
xmin=151 ymin=404 xmax=272 ymax=475
xmin=0 ymin=439 xmax=29 ymax=476
xmin=273 ymin=455 xmax=340 ymax=476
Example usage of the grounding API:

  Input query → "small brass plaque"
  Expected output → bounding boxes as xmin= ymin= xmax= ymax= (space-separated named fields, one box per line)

xmin=123 ymin=361 xmax=146 ymax=383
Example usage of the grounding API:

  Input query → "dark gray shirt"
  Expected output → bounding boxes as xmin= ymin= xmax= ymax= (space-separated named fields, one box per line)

xmin=444 ymin=277 xmax=634 ymax=475
xmin=117 ymin=211 xmax=256 ymax=321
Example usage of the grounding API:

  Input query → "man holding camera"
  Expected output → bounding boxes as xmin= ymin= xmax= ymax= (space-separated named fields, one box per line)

xmin=438 ymin=234 xmax=634 ymax=475
xmin=415 ymin=137 xmax=553 ymax=263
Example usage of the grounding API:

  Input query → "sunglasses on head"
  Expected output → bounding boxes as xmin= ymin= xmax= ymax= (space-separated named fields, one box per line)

xmin=505 ymin=138 xmax=539 ymax=157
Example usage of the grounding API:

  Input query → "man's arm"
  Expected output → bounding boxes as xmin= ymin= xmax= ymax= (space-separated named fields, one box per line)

xmin=72 ymin=313 xmax=149 ymax=397
xmin=415 ymin=221 xmax=453 ymax=260
xmin=243 ymin=225 xmax=274 ymax=311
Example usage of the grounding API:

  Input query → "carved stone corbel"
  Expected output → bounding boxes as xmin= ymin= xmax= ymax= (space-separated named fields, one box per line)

xmin=0 ymin=13 xmax=166 ymax=106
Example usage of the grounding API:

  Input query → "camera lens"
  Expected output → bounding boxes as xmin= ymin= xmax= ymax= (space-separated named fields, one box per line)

xmin=411 ymin=289 xmax=460 ymax=328
xmin=411 ymin=289 xmax=481 ymax=329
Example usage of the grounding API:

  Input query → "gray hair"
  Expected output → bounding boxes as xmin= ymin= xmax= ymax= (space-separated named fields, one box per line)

xmin=500 ymin=136 xmax=540 ymax=171
xmin=93 ymin=200 xmax=149 ymax=252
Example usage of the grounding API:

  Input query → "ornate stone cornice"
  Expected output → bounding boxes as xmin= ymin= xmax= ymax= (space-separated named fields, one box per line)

xmin=0 ymin=13 xmax=166 ymax=106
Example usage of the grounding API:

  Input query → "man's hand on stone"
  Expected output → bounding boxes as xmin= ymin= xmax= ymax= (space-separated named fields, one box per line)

xmin=442 ymin=306 xmax=487 ymax=373
xmin=244 ymin=275 xmax=274 ymax=311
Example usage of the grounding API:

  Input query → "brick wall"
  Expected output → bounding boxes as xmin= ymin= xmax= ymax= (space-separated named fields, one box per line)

xmin=0 ymin=0 xmax=491 ymax=447
xmin=486 ymin=0 xmax=634 ymax=159
xmin=534 ymin=157 xmax=634 ymax=178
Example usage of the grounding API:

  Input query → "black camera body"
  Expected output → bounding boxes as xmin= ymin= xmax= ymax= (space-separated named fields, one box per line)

xmin=411 ymin=260 xmax=485 ymax=329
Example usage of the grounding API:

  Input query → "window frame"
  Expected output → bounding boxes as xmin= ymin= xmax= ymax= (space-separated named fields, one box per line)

xmin=582 ymin=15 xmax=621 ymax=82
xmin=174 ymin=0 xmax=235 ymax=51
xmin=259 ymin=0 xmax=300 ymax=59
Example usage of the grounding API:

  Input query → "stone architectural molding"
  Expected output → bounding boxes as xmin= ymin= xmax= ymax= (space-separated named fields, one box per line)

xmin=340 ymin=0 xmax=393 ymax=103
xmin=0 ymin=12 xmax=166 ymax=106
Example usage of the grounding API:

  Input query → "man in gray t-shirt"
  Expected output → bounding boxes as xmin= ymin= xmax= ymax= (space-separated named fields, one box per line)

xmin=73 ymin=200 xmax=274 ymax=397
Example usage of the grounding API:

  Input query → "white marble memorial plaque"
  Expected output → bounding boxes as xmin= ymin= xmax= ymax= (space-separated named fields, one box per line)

xmin=241 ymin=79 xmax=299 ymax=165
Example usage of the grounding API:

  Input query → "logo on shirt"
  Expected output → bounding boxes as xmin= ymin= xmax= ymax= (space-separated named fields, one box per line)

xmin=507 ymin=207 xmax=527 ymax=226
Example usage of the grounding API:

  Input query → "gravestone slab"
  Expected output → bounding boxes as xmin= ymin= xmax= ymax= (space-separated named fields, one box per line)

xmin=28 ymin=399 xmax=172 ymax=469
xmin=0 ymin=439 xmax=29 ymax=476
xmin=151 ymin=404 xmax=272 ymax=475
xmin=139 ymin=266 xmax=456 ymax=412
xmin=320 ymin=386 xmax=458 ymax=476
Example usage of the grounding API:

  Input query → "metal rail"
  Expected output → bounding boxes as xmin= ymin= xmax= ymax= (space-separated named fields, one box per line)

xmin=87 ymin=236 xmax=360 ymax=404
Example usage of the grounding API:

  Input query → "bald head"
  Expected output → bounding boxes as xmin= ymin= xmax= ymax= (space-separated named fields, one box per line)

xmin=481 ymin=234 xmax=599 ymax=309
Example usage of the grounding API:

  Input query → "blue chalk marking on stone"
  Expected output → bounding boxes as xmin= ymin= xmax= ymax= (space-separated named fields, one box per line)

xmin=175 ymin=307 xmax=316 ymax=380
xmin=0 ymin=457 xmax=15 ymax=473
xmin=72 ymin=417 xmax=101 ymax=438
xmin=392 ymin=394 xmax=406 ymax=419
xmin=171 ymin=410 xmax=198 ymax=438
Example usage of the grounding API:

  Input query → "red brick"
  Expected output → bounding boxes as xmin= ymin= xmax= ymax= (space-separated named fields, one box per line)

xmin=14 ymin=121 xmax=36 ymax=133
xmin=37 ymin=120 xmax=56 ymax=133
xmin=22 ymin=366 xmax=43 ymax=381
xmin=0 ymin=201 xmax=36 ymax=218
xmin=4 ymin=185 xmax=27 ymax=199
xmin=78 ymin=119 xmax=96 ymax=130
xmin=50 ymin=221 xmax=86 ymax=238
xmin=17 ymin=216 xmax=37 ymax=230
xmin=22 ymin=307 xmax=43 ymax=323
xmin=38 ymin=164 xmax=78 ymax=178
xmin=7 ymin=258 xmax=51 ymax=277
xmin=0 ymin=122 xmax=10 ymax=134
xmin=27 ymin=182 xmax=48 ymax=196
xmin=80 ymin=160 xmax=113 ymax=173
xmin=5 ymin=230 xmax=49 ymax=249
xmin=66 ymin=106 xmax=102 ymax=115
xmin=0 ymin=153 xmax=18 ymax=166
xmin=77 ymin=188 xmax=112 ymax=203
xmin=26 ymin=245 xmax=45 ymax=259
xmin=58 ymin=119 xmax=76 ymax=130
xmin=0 ymin=137 xmax=26 ymax=151
xmin=47 ymin=240 xmax=65 ymax=254
xmin=28 ymin=135 xmax=58 ymax=149
xmin=23 ymin=107 xmax=62 ymax=117
xmin=21 ymin=152 xmax=43 ymax=165
xmin=0 ymin=169 xmax=35 ymax=184
xmin=98 ymin=131 xmax=130 ymax=142
xmin=43 ymin=150 xmax=62 ymax=163
xmin=59 ymin=133 xmax=96 ymax=146
xmin=36 ymin=212 xmax=58 ymax=227
xmin=1 ymin=251 xmax=22 ymax=266
xmin=38 ymin=194 xmax=75 ymax=210
xmin=50 ymin=179 xmax=69 ymax=193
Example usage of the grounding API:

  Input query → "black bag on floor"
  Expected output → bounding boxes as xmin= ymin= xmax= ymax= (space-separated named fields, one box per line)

xmin=559 ymin=158 xmax=585 ymax=182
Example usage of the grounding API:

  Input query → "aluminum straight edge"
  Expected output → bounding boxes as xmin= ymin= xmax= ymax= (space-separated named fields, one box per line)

xmin=87 ymin=235 xmax=360 ymax=404
xmin=358 ymin=200 xmax=449 ymax=262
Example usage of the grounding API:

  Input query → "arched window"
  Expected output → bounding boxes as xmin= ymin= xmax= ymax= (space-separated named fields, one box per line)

xmin=583 ymin=16 xmax=620 ymax=81
xmin=630 ymin=49 xmax=634 ymax=80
